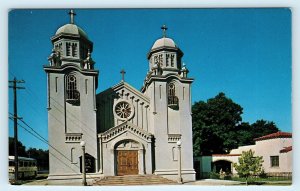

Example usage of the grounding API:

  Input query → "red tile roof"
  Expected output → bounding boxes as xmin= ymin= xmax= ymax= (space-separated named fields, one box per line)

xmin=280 ymin=146 xmax=292 ymax=153
xmin=212 ymin=154 xmax=241 ymax=157
xmin=254 ymin=131 xmax=292 ymax=141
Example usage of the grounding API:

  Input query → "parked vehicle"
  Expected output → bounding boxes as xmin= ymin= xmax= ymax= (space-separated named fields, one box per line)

xmin=9 ymin=156 xmax=38 ymax=180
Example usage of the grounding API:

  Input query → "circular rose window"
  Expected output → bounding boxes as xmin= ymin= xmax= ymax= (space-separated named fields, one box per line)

xmin=114 ymin=101 xmax=134 ymax=120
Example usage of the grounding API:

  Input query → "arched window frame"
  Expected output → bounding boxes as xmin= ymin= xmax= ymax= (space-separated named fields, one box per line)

xmin=172 ymin=146 xmax=178 ymax=161
xmin=167 ymin=82 xmax=179 ymax=109
xmin=71 ymin=147 xmax=77 ymax=164
xmin=168 ymin=83 xmax=176 ymax=97
xmin=66 ymin=74 xmax=80 ymax=104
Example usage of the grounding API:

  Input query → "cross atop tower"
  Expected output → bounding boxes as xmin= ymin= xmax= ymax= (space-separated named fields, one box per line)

xmin=161 ymin=24 xmax=168 ymax=37
xmin=120 ymin=69 xmax=126 ymax=82
xmin=68 ymin=9 xmax=76 ymax=24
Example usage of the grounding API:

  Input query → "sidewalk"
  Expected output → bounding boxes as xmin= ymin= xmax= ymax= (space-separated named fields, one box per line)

xmin=184 ymin=179 xmax=243 ymax=185
xmin=24 ymin=178 xmax=243 ymax=186
xmin=24 ymin=179 xmax=94 ymax=186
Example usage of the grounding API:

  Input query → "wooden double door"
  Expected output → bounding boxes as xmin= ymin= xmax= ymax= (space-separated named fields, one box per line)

xmin=116 ymin=150 xmax=138 ymax=176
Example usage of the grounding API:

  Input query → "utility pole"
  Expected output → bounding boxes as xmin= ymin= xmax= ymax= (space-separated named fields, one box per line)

xmin=80 ymin=141 xmax=87 ymax=186
xmin=9 ymin=77 xmax=25 ymax=181
xmin=177 ymin=140 xmax=183 ymax=184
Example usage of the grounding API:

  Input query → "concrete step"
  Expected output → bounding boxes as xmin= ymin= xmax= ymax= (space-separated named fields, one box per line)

xmin=93 ymin=175 xmax=177 ymax=186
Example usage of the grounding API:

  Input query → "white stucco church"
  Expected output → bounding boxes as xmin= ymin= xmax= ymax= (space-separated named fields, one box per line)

xmin=44 ymin=10 xmax=195 ymax=182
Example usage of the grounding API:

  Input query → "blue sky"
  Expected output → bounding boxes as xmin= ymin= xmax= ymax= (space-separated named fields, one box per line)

xmin=8 ymin=8 xmax=291 ymax=150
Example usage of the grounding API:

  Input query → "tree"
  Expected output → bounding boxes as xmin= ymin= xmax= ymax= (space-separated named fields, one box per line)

xmin=193 ymin=125 xmax=224 ymax=156
xmin=192 ymin=92 xmax=243 ymax=155
xmin=9 ymin=137 xmax=49 ymax=171
xmin=9 ymin=137 xmax=27 ymax=157
xmin=233 ymin=149 xmax=264 ymax=185
xmin=236 ymin=120 xmax=279 ymax=145
xmin=235 ymin=122 xmax=253 ymax=146
xmin=27 ymin=148 xmax=49 ymax=171
xmin=192 ymin=92 xmax=280 ymax=156
xmin=250 ymin=120 xmax=279 ymax=143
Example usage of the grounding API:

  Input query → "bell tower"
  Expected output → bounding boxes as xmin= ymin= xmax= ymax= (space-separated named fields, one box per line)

xmin=147 ymin=24 xmax=184 ymax=76
xmin=142 ymin=25 xmax=196 ymax=181
xmin=44 ymin=10 xmax=99 ymax=179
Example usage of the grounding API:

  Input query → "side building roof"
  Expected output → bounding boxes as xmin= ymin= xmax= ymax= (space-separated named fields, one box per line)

xmin=280 ymin=146 xmax=292 ymax=153
xmin=254 ymin=131 xmax=292 ymax=141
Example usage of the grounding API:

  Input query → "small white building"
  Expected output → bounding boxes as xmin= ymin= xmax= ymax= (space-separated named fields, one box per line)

xmin=197 ymin=131 xmax=292 ymax=178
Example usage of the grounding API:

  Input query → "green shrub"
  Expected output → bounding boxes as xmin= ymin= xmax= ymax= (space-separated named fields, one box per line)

xmin=259 ymin=169 xmax=267 ymax=178
xmin=210 ymin=172 xmax=220 ymax=179
xmin=224 ymin=175 xmax=232 ymax=180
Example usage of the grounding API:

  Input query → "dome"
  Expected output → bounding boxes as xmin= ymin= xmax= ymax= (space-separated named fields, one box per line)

xmin=55 ymin=24 xmax=88 ymax=39
xmin=151 ymin=37 xmax=177 ymax=50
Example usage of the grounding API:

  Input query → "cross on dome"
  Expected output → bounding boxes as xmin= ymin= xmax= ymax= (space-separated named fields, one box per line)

xmin=161 ymin=24 xmax=168 ymax=37
xmin=68 ymin=9 xmax=76 ymax=24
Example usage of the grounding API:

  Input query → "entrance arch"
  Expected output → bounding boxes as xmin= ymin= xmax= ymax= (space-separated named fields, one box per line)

xmin=212 ymin=160 xmax=232 ymax=174
xmin=114 ymin=139 xmax=144 ymax=176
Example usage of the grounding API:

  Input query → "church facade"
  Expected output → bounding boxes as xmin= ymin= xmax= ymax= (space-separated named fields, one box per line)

xmin=44 ymin=11 xmax=195 ymax=182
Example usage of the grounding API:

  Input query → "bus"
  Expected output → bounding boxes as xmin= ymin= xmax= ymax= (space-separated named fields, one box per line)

xmin=9 ymin=156 xmax=38 ymax=180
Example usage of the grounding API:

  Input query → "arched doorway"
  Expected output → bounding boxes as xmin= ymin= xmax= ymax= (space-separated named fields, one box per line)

xmin=115 ymin=139 xmax=143 ymax=176
xmin=79 ymin=153 xmax=96 ymax=173
xmin=212 ymin=160 xmax=232 ymax=174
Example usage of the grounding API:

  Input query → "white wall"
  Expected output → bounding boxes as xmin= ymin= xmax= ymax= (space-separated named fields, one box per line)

xmin=255 ymin=138 xmax=292 ymax=173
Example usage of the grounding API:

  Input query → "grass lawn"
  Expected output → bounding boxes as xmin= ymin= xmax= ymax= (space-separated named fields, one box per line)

xmin=231 ymin=177 xmax=292 ymax=186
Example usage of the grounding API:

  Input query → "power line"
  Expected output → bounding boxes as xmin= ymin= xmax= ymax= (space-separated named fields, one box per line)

xmin=9 ymin=112 xmax=48 ymax=144
xmin=9 ymin=77 xmax=25 ymax=181
xmin=9 ymin=113 xmax=69 ymax=162
xmin=8 ymin=77 xmax=97 ymax=179
xmin=18 ymin=86 xmax=97 ymax=151
xmin=49 ymin=97 xmax=98 ymax=149
xmin=8 ymin=117 xmax=79 ymax=175
xmin=22 ymin=85 xmax=98 ymax=150
xmin=8 ymin=116 xmax=94 ymax=179
xmin=8 ymin=70 xmax=16 ymax=78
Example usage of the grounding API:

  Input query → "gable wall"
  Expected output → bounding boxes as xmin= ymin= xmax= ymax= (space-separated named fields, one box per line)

xmin=97 ymin=83 xmax=150 ymax=133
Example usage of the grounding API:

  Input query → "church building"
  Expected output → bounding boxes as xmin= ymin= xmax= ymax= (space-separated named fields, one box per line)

xmin=44 ymin=10 xmax=196 ymax=182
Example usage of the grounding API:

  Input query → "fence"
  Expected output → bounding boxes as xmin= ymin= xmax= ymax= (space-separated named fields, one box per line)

xmin=201 ymin=171 xmax=292 ymax=181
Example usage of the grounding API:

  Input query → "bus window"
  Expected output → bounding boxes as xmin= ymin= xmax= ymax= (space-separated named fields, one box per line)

xmin=9 ymin=161 xmax=15 ymax=166
xmin=24 ymin=161 xmax=28 ymax=167
xmin=19 ymin=161 xmax=23 ymax=167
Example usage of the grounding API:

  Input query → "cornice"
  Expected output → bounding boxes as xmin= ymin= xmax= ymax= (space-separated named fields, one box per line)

xmin=43 ymin=63 xmax=99 ymax=76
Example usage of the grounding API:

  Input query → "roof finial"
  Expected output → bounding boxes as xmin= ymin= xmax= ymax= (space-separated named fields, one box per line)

xmin=120 ymin=69 xmax=126 ymax=82
xmin=68 ymin=9 xmax=76 ymax=24
xmin=161 ymin=24 xmax=168 ymax=37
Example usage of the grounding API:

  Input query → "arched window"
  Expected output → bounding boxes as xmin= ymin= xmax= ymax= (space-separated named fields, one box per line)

xmin=168 ymin=82 xmax=179 ymax=109
xmin=66 ymin=74 xmax=80 ymax=104
xmin=172 ymin=147 xmax=178 ymax=161
xmin=168 ymin=83 xmax=175 ymax=96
